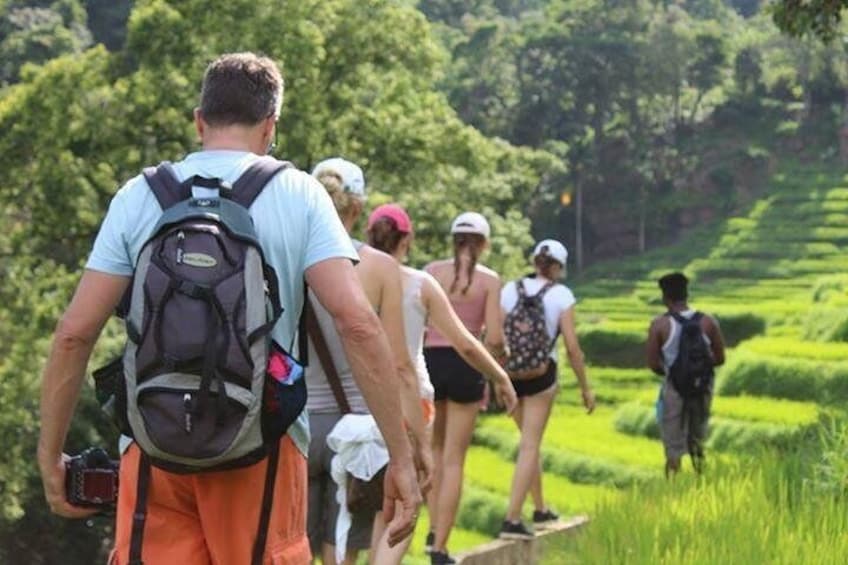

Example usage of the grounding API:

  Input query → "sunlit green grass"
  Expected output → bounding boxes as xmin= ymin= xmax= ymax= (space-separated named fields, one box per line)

xmin=546 ymin=454 xmax=848 ymax=564
xmin=628 ymin=390 xmax=820 ymax=426
xmin=740 ymin=336 xmax=848 ymax=361
xmin=463 ymin=446 xmax=618 ymax=514
xmin=480 ymin=405 xmax=664 ymax=468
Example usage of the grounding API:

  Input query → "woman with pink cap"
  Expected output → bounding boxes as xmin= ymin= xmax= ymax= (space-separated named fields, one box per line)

xmin=365 ymin=204 xmax=516 ymax=565
xmin=497 ymin=239 xmax=595 ymax=540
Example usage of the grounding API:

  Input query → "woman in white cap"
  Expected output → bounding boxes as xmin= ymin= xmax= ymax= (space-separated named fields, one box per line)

xmin=365 ymin=203 xmax=517 ymax=564
xmin=422 ymin=211 xmax=506 ymax=564
xmin=305 ymin=159 xmax=430 ymax=565
xmin=497 ymin=239 xmax=595 ymax=540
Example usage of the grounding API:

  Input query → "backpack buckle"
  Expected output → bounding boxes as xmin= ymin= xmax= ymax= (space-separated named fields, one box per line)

xmin=175 ymin=280 xmax=211 ymax=299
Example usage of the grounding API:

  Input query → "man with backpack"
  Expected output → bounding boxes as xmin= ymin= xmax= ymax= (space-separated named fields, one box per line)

xmin=36 ymin=52 xmax=421 ymax=564
xmin=646 ymin=272 xmax=726 ymax=476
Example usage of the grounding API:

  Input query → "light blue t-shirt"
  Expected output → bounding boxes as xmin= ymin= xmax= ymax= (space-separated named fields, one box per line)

xmin=86 ymin=150 xmax=358 ymax=455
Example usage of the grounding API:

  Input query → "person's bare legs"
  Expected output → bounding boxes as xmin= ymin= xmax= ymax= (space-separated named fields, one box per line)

xmin=427 ymin=400 xmax=448 ymax=541
xmin=505 ymin=385 xmax=557 ymax=523
xmin=530 ymin=457 xmax=545 ymax=512
xmin=321 ymin=543 xmax=334 ymax=564
xmin=511 ymin=402 xmax=545 ymax=512
xmin=432 ymin=400 xmax=478 ymax=553
xmin=320 ymin=543 xmax=358 ymax=565
xmin=371 ymin=502 xmax=415 ymax=565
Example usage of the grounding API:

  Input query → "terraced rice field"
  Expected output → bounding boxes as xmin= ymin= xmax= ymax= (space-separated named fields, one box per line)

xmin=405 ymin=166 xmax=848 ymax=563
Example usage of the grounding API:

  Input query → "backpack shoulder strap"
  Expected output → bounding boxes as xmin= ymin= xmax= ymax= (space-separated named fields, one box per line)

xmin=536 ymin=281 xmax=555 ymax=298
xmin=228 ymin=157 xmax=293 ymax=209
xmin=516 ymin=279 xmax=528 ymax=298
xmin=142 ymin=162 xmax=189 ymax=210
xmin=668 ymin=311 xmax=686 ymax=324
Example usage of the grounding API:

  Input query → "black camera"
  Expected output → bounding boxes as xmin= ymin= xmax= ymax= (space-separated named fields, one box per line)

xmin=65 ymin=447 xmax=119 ymax=509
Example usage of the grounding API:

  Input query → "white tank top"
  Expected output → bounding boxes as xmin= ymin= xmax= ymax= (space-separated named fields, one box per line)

xmin=402 ymin=267 xmax=435 ymax=400
xmin=661 ymin=310 xmax=711 ymax=375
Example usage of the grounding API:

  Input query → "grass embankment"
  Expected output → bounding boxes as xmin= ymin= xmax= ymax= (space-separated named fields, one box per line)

xmin=443 ymin=166 xmax=848 ymax=562
xmin=545 ymin=452 xmax=848 ymax=564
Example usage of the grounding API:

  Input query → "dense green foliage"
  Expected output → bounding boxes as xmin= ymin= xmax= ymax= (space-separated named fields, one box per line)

xmin=772 ymin=0 xmax=848 ymax=40
xmin=0 ymin=1 xmax=552 ymax=561
xmin=420 ymin=0 xmax=848 ymax=268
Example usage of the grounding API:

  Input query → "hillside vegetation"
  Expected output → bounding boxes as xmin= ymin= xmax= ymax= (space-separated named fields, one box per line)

xmin=381 ymin=161 xmax=848 ymax=563
xmin=2 ymin=1 xmax=848 ymax=563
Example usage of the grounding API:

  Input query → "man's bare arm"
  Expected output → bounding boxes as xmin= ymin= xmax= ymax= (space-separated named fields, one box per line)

xmin=483 ymin=274 xmax=505 ymax=355
xmin=38 ymin=270 xmax=129 ymax=517
xmin=646 ymin=317 xmax=665 ymax=376
xmin=373 ymin=256 xmax=431 ymax=492
xmin=705 ymin=316 xmax=726 ymax=367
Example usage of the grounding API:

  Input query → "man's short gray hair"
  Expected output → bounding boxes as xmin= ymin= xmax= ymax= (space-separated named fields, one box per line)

xmin=199 ymin=52 xmax=283 ymax=126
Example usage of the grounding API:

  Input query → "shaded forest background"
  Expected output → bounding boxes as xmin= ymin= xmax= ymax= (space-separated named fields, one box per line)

xmin=1 ymin=0 xmax=847 ymax=562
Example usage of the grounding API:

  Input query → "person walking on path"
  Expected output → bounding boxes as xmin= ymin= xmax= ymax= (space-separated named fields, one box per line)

xmin=499 ymin=239 xmax=595 ymax=540
xmin=37 ymin=53 xmax=421 ymax=565
xmin=306 ymin=164 xmax=431 ymax=564
xmin=421 ymin=211 xmax=506 ymax=564
xmin=646 ymin=272 xmax=726 ymax=477
xmin=365 ymin=204 xmax=517 ymax=565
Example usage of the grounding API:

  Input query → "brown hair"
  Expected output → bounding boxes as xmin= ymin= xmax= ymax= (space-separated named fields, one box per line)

xmin=200 ymin=52 xmax=283 ymax=126
xmin=534 ymin=255 xmax=562 ymax=280
xmin=316 ymin=170 xmax=361 ymax=216
xmin=367 ymin=217 xmax=406 ymax=255
xmin=449 ymin=233 xmax=486 ymax=294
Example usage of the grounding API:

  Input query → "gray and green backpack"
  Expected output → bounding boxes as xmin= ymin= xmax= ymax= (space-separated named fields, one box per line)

xmin=105 ymin=157 xmax=307 ymax=565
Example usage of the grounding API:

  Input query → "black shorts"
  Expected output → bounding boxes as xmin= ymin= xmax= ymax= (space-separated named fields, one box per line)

xmin=512 ymin=361 xmax=558 ymax=398
xmin=424 ymin=347 xmax=485 ymax=404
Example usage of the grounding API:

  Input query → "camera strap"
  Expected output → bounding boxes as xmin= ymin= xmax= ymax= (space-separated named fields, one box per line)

xmin=128 ymin=454 xmax=151 ymax=565
xmin=251 ymin=439 xmax=281 ymax=565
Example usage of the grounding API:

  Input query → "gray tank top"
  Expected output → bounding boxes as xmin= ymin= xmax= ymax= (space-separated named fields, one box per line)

xmin=305 ymin=289 xmax=369 ymax=414
xmin=305 ymin=239 xmax=369 ymax=414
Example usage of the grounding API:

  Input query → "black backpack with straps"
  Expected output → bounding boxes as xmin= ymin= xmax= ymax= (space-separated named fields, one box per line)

xmin=117 ymin=157 xmax=306 ymax=565
xmin=667 ymin=311 xmax=714 ymax=398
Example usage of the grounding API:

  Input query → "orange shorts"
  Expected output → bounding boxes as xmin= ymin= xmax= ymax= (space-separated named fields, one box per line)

xmin=110 ymin=436 xmax=310 ymax=565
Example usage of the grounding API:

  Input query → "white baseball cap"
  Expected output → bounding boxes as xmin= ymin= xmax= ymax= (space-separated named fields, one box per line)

xmin=450 ymin=212 xmax=490 ymax=239
xmin=311 ymin=157 xmax=366 ymax=196
xmin=532 ymin=239 xmax=568 ymax=265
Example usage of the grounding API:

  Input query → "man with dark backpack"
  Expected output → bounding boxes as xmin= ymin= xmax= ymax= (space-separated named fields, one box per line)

xmin=647 ymin=272 xmax=726 ymax=477
xmin=37 ymin=52 xmax=421 ymax=564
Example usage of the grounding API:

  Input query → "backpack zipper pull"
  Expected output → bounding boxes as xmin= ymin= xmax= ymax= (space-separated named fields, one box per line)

xmin=183 ymin=392 xmax=193 ymax=433
xmin=176 ymin=231 xmax=185 ymax=264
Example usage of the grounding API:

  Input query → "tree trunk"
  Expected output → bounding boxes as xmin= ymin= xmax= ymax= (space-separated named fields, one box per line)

xmin=840 ymin=90 xmax=848 ymax=166
xmin=576 ymin=175 xmax=584 ymax=273
xmin=638 ymin=185 xmax=647 ymax=253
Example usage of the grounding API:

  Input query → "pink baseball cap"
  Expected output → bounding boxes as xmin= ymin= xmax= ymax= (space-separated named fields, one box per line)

xmin=367 ymin=203 xmax=413 ymax=233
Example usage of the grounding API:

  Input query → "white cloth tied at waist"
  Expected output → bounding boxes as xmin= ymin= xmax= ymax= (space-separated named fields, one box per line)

xmin=327 ymin=413 xmax=389 ymax=564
